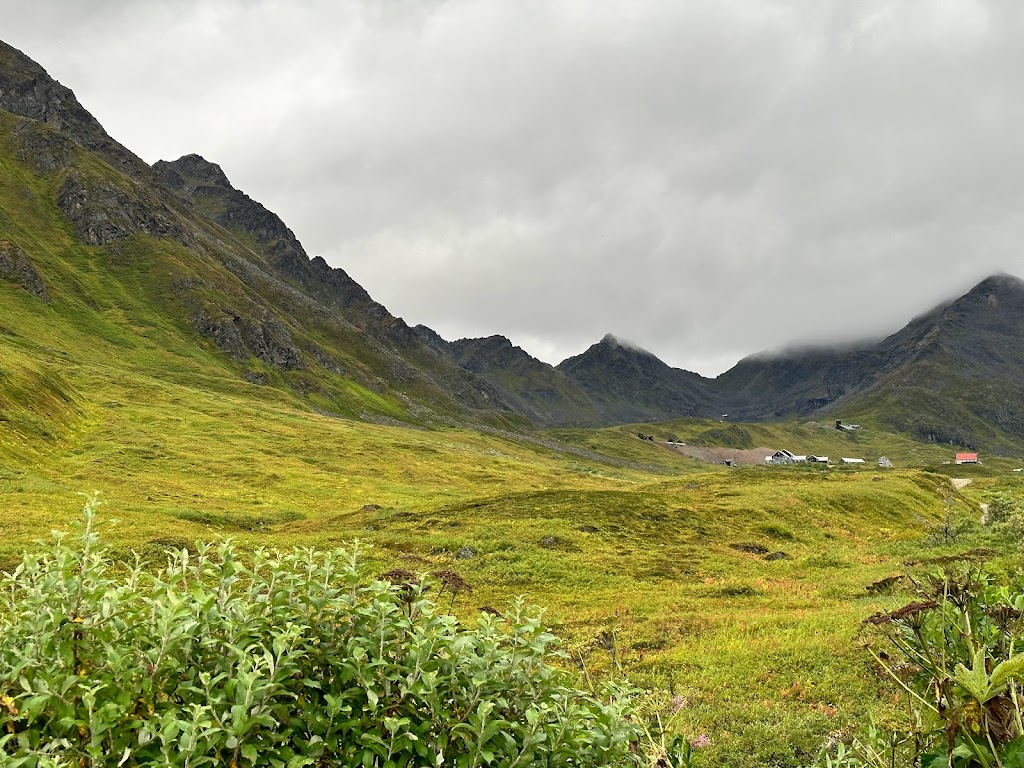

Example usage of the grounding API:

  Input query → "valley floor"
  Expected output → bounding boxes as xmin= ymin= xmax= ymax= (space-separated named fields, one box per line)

xmin=1 ymin=354 xmax=1019 ymax=766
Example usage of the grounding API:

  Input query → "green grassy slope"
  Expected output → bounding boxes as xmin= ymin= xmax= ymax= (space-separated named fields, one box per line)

xmin=0 ymin=391 xmax=955 ymax=767
xmin=0 ymin=134 xmax=987 ymax=764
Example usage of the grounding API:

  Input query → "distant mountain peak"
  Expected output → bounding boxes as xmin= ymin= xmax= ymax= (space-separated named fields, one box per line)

xmin=968 ymin=273 xmax=1024 ymax=302
xmin=598 ymin=333 xmax=655 ymax=357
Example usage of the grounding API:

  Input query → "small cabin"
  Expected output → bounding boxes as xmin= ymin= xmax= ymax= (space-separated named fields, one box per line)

xmin=878 ymin=456 xmax=893 ymax=468
xmin=955 ymin=453 xmax=979 ymax=465
xmin=840 ymin=457 xmax=865 ymax=465
xmin=807 ymin=456 xmax=829 ymax=464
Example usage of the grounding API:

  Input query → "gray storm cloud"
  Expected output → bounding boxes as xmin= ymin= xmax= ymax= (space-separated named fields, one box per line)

xmin=3 ymin=0 xmax=1022 ymax=375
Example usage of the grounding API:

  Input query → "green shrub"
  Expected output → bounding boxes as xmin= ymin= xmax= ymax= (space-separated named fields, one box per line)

xmin=0 ymin=498 xmax=643 ymax=767
xmin=824 ymin=562 xmax=1024 ymax=767
xmin=986 ymin=494 xmax=1018 ymax=527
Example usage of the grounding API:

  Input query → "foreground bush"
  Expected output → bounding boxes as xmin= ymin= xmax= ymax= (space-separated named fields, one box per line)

xmin=0 ymin=500 xmax=642 ymax=767
xmin=826 ymin=561 xmax=1024 ymax=768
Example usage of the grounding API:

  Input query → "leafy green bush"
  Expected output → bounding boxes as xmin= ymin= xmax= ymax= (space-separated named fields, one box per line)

xmin=0 ymin=499 xmax=643 ymax=767
xmin=985 ymin=495 xmax=1018 ymax=527
xmin=824 ymin=562 xmax=1024 ymax=767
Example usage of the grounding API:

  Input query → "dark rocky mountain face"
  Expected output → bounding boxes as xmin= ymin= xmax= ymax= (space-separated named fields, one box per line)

xmin=713 ymin=345 xmax=882 ymax=420
xmin=555 ymin=334 xmax=722 ymax=424
xmin=845 ymin=274 xmax=1024 ymax=450
xmin=708 ymin=274 xmax=1024 ymax=450
xmin=447 ymin=335 xmax=602 ymax=426
xmin=0 ymin=40 xmax=150 ymax=181
xmin=153 ymin=155 xmax=384 ymax=331
xmin=413 ymin=325 xmax=453 ymax=357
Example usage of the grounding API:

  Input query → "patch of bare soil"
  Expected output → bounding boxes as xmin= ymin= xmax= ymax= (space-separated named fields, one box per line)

xmin=657 ymin=442 xmax=774 ymax=466
xmin=952 ymin=478 xmax=973 ymax=489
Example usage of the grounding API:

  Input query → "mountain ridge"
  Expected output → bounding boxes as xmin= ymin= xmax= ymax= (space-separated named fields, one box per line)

xmin=0 ymin=39 xmax=527 ymax=431
xmin=1 ymin=38 xmax=1023 ymax=451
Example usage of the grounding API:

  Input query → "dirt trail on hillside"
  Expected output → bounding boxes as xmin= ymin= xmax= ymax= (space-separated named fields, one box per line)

xmin=658 ymin=442 xmax=773 ymax=466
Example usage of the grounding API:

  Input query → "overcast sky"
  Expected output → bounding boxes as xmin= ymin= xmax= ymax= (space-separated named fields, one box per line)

xmin=3 ymin=0 xmax=1023 ymax=375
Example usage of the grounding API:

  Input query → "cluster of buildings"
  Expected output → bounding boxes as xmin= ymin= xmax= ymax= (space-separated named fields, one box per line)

xmin=766 ymin=450 xmax=982 ymax=467
xmin=765 ymin=450 xmax=891 ymax=467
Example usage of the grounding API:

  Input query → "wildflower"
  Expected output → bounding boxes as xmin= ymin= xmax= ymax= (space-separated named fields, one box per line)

xmin=691 ymin=733 xmax=710 ymax=749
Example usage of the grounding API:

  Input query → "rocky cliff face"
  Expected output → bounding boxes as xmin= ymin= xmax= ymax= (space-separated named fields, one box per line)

xmin=153 ymin=154 xmax=422 ymax=351
xmin=447 ymin=335 xmax=602 ymax=426
xmin=0 ymin=239 xmax=48 ymax=302
xmin=57 ymin=169 xmax=196 ymax=248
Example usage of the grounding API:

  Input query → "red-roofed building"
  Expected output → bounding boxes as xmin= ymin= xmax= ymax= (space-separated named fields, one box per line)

xmin=955 ymin=453 xmax=979 ymax=465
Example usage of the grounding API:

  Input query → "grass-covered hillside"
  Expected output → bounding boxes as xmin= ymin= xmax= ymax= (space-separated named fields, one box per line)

xmin=0 ymin=336 xmax=985 ymax=765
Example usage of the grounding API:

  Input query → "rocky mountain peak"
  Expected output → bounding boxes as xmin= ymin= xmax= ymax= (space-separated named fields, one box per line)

xmin=0 ymin=40 xmax=149 ymax=179
xmin=153 ymin=154 xmax=233 ymax=193
xmin=962 ymin=273 xmax=1024 ymax=312
xmin=576 ymin=333 xmax=657 ymax=362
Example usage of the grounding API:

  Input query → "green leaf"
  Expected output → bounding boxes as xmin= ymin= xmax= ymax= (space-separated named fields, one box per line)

xmin=954 ymin=648 xmax=993 ymax=702
xmin=991 ymin=654 xmax=1024 ymax=692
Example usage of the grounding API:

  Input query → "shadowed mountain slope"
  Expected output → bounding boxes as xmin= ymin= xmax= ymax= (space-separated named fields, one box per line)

xmin=713 ymin=274 xmax=1024 ymax=450
xmin=446 ymin=335 xmax=602 ymax=426
xmin=555 ymin=334 xmax=723 ymax=425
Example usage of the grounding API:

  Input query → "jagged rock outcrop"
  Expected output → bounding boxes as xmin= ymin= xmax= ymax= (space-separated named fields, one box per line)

xmin=0 ymin=239 xmax=48 ymax=302
xmin=0 ymin=40 xmax=150 ymax=180
xmin=12 ymin=118 xmax=76 ymax=174
xmin=413 ymin=325 xmax=453 ymax=357
xmin=57 ymin=170 xmax=195 ymax=248
xmin=193 ymin=305 xmax=303 ymax=370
